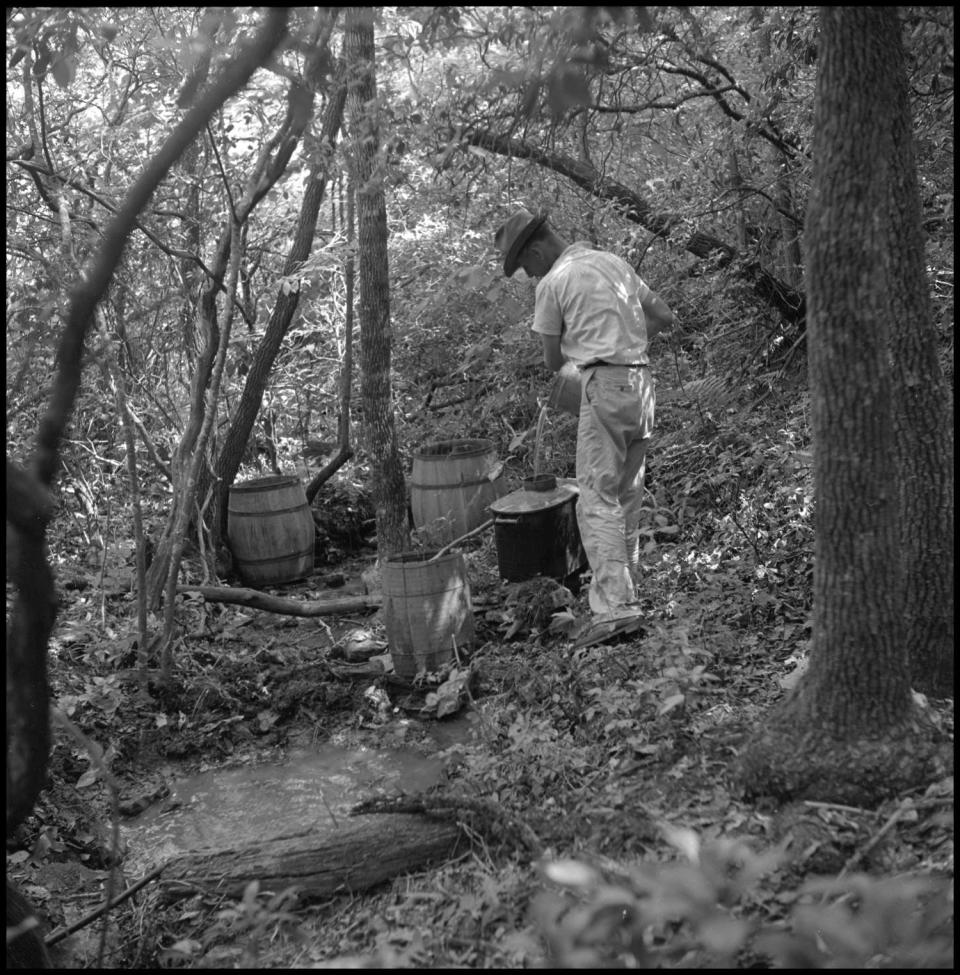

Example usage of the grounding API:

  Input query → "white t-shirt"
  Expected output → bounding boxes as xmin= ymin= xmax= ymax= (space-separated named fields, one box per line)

xmin=532 ymin=242 xmax=652 ymax=367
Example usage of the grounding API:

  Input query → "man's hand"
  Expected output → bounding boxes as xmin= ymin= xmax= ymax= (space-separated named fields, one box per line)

xmin=642 ymin=290 xmax=675 ymax=341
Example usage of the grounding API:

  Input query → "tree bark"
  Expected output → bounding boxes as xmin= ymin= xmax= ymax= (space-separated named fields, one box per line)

xmin=344 ymin=8 xmax=409 ymax=559
xmin=886 ymin=13 xmax=954 ymax=698
xmin=737 ymin=7 xmax=947 ymax=805
xmin=160 ymin=813 xmax=462 ymax=901
xmin=753 ymin=10 xmax=804 ymax=290
xmin=5 ymin=463 xmax=57 ymax=836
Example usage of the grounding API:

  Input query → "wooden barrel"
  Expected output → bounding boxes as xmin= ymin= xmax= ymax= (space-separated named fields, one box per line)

xmin=382 ymin=551 xmax=475 ymax=677
xmin=410 ymin=439 xmax=506 ymax=544
xmin=227 ymin=475 xmax=315 ymax=587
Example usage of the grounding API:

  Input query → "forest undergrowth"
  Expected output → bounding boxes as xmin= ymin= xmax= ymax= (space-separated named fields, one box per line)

xmin=5 ymin=5 xmax=954 ymax=967
xmin=7 ymin=328 xmax=953 ymax=969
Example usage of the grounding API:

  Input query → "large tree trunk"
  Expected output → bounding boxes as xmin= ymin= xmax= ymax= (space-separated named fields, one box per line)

xmin=160 ymin=814 xmax=462 ymax=901
xmin=6 ymin=464 xmax=57 ymax=835
xmin=886 ymin=15 xmax=954 ymax=699
xmin=344 ymin=8 xmax=409 ymax=559
xmin=737 ymin=7 xmax=947 ymax=805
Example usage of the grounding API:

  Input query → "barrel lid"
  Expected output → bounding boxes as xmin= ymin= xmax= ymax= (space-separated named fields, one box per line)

xmin=229 ymin=474 xmax=302 ymax=492
xmin=489 ymin=479 xmax=579 ymax=515
xmin=414 ymin=438 xmax=493 ymax=460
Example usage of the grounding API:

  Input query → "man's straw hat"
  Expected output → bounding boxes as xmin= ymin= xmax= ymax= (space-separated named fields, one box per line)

xmin=494 ymin=208 xmax=548 ymax=277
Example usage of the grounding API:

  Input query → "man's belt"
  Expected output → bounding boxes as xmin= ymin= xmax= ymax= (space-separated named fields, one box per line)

xmin=590 ymin=361 xmax=648 ymax=368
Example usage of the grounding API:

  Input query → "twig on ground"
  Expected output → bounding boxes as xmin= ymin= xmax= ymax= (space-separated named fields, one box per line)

xmin=46 ymin=863 xmax=167 ymax=947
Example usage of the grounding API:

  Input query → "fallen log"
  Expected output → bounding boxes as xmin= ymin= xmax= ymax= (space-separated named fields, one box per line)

xmin=158 ymin=813 xmax=463 ymax=901
xmin=177 ymin=584 xmax=381 ymax=616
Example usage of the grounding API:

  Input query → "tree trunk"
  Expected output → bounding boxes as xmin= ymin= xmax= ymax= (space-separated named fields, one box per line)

xmin=175 ymin=21 xmax=216 ymax=355
xmin=726 ymin=132 xmax=747 ymax=251
xmin=753 ymin=10 xmax=804 ymax=290
xmin=6 ymin=464 xmax=56 ymax=835
xmin=344 ymin=8 xmax=409 ymax=559
xmin=886 ymin=14 xmax=954 ymax=699
xmin=737 ymin=7 xmax=947 ymax=805
xmin=772 ymin=154 xmax=803 ymax=290
xmin=160 ymin=814 xmax=462 ymax=901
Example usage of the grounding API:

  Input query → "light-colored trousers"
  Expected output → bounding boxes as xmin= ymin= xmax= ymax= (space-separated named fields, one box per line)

xmin=575 ymin=364 xmax=655 ymax=617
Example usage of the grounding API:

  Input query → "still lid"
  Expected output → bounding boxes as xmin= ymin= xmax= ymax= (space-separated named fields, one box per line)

xmin=489 ymin=478 xmax=579 ymax=515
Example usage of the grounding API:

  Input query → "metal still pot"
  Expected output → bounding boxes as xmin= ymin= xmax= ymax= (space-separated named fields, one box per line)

xmin=488 ymin=479 xmax=586 ymax=583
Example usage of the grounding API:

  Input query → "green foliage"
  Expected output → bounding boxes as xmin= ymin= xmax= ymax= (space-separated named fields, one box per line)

xmin=583 ymin=627 xmax=721 ymax=732
xmin=498 ymin=578 xmax=576 ymax=640
xmin=7 ymin=4 xmax=950 ymax=519
xmin=159 ymin=881 xmax=304 ymax=968
xmin=534 ymin=838 xmax=953 ymax=968
xmin=5 ymin=8 xmax=953 ymax=966
xmin=418 ymin=665 xmax=473 ymax=719
xmin=757 ymin=873 xmax=954 ymax=969
xmin=58 ymin=673 xmax=125 ymax=723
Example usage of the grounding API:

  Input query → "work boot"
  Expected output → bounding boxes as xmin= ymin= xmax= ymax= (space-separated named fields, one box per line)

xmin=572 ymin=607 xmax=644 ymax=649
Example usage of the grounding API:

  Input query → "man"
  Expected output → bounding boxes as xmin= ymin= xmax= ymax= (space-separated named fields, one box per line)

xmin=494 ymin=207 xmax=675 ymax=633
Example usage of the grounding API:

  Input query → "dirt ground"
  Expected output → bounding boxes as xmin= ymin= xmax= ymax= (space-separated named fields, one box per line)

xmin=8 ymin=524 xmax=954 ymax=968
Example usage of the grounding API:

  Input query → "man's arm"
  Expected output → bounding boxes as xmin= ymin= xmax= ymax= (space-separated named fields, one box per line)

xmin=534 ymin=281 xmax=565 ymax=371
xmin=641 ymin=290 xmax=675 ymax=341
xmin=540 ymin=331 xmax=564 ymax=372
